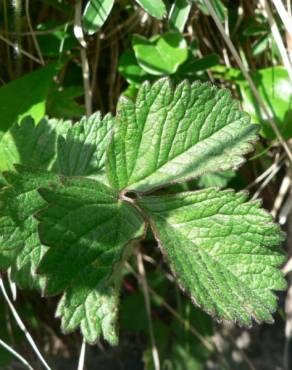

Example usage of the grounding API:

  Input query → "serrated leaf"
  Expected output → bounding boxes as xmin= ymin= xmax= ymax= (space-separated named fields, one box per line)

xmin=36 ymin=177 xmax=145 ymax=342
xmin=57 ymin=112 xmax=114 ymax=177
xmin=135 ymin=0 xmax=166 ymax=19
xmin=139 ymin=188 xmax=286 ymax=325
xmin=107 ymin=79 xmax=259 ymax=192
xmin=0 ymin=116 xmax=71 ymax=172
xmin=83 ymin=0 xmax=115 ymax=34
xmin=0 ymin=166 xmax=60 ymax=289
xmin=56 ymin=269 xmax=119 ymax=345
xmin=37 ymin=177 xmax=144 ymax=294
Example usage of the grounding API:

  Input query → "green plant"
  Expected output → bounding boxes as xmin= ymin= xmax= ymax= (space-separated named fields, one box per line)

xmin=0 ymin=78 xmax=286 ymax=347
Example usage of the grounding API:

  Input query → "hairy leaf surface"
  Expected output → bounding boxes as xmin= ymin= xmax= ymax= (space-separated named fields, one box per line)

xmin=56 ymin=269 xmax=119 ymax=344
xmin=57 ymin=112 xmax=114 ymax=177
xmin=36 ymin=177 xmax=145 ymax=342
xmin=0 ymin=166 xmax=59 ymax=289
xmin=139 ymin=188 xmax=286 ymax=325
xmin=107 ymin=79 xmax=258 ymax=192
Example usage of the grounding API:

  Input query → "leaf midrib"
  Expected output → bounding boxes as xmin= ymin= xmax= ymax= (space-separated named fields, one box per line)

xmin=152 ymin=213 xmax=273 ymax=314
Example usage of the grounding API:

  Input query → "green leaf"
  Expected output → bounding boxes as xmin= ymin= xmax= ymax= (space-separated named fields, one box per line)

xmin=132 ymin=33 xmax=188 ymax=75
xmin=118 ymin=51 xmax=149 ymax=86
xmin=169 ymin=0 xmax=192 ymax=32
xmin=135 ymin=0 xmax=166 ymax=19
xmin=83 ymin=0 xmax=115 ymax=34
xmin=0 ymin=116 xmax=71 ymax=172
xmin=139 ymin=189 xmax=286 ymax=325
xmin=36 ymin=177 xmax=145 ymax=342
xmin=57 ymin=112 xmax=114 ymax=177
xmin=37 ymin=23 xmax=77 ymax=57
xmin=37 ymin=177 xmax=144 ymax=294
xmin=42 ymin=0 xmax=71 ymax=13
xmin=192 ymin=0 xmax=227 ymax=22
xmin=56 ymin=269 xmax=120 ymax=345
xmin=0 ymin=63 xmax=57 ymax=139
xmin=252 ymin=35 xmax=270 ymax=56
xmin=0 ymin=166 xmax=60 ymax=289
xmin=196 ymin=170 xmax=235 ymax=188
xmin=238 ymin=67 xmax=292 ymax=139
xmin=178 ymin=54 xmax=220 ymax=76
xmin=46 ymin=85 xmax=85 ymax=119
xmin=107 ymin=78 xmax=259 ymax=192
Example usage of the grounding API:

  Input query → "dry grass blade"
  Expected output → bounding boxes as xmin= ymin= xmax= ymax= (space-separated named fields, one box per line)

xmin=203 ymin=0 xmax=292 ymax=164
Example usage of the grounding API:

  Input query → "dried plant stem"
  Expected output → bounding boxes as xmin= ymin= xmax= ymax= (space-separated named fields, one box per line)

xmin=252 ymin=162 xmax=283 ymax=199
xmin=0 ymin=338 xmax=34 ymax=370
xmin=126 ymin=262 xmax=214 ymax=352
xmin=0 ymin=277 xmax=52 ymax=370
xmin=260 ymin=0 xmax=292 ymax=81
xmin=25 ymin=0 xmax=44 ymax=65
xmin=13 ymin=0 xmax=22 ymax=76
xmin=203 ymin=0 xmax=292 ymax=164
xmin=0 ymin=34 xmax=42 ymax=64
xmin=137 ymin=252 xmax=160 ymax=370
xmin=77 ymin=339 xmax=86 ymax=370
xmin=74 ymin=0 xmax=92 ymax=117
xmin=272 ymin=0 xmax=292 ymax=40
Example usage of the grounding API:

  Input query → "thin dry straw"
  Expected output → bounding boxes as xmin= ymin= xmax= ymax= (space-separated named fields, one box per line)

xmin=0 ymin=277 xmax=52 ymax=370
xmin=260 ymin=0 xmax=292 ymax=82
xmin=0 ymin=338 xmax=34 ymax=370
xmin=272 ymin=0 xmax=292 ymax=40
xmin=77 ymin=339 xmax=86 ymax=370
xmin=203 ymin=0 xmax=292 ymax=164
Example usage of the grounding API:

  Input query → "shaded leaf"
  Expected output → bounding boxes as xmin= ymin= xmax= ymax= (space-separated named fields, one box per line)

xmin=0 ymin=166 xmax=60 ymax=289
xmin=0 ymin=117 xmax=71 ymax=172
xmin=57 ymin=112 xmax=114 ymax=176
xmin=0 ymin=63 xmax=57 ymax=140
xmin=36 ymin=177 xmax=145 ymax=342
xmin=46 ymin=85 xmax=85 ymax=119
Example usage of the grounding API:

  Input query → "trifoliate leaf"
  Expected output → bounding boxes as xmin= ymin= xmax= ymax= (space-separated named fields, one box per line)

xmin=57 ymin=112 xmax=114 ymax=177
xmin=107 ymin=79 xmax=258 ymax=192
xmin=0 ymin=165 xmax=59 ymax=289
xmin=139 ymin=188 xmax=286 ymax=325
xmin=37 ymin=177 xmax=144 ymax=294
xmin=36 ymin=177 xmax=145 ymax=343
